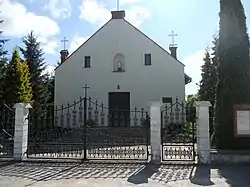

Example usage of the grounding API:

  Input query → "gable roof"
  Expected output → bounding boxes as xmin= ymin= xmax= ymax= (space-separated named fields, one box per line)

xmin=55 ymin=15 xmax=185 ymax=70
xmin=55 ymin=19 xmax=112 ymax=71
xmin=122 ymin=19 xmax=185 ymax=66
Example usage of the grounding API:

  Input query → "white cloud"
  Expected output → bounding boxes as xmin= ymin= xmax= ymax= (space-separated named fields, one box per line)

xmin=78 ymin=0 xmax=151 ymax=27
xmin=45 ymin=0 xmax=72 ymax=19
xmin=120 ymin=0 xmax=140 ymax=5
xmin=37 ymin=37 xmax=59 ymax=54
xmin=125 ymin=6 xmax=151 ymax=27
xmin=182 ymin=50 xmax=206 ymax=96
xmin=69 ymin=35 xmax=88 ymax=53
xmin=42 ymin=40 xmax=59 ymax=54
xmin=1 ymin=0 xmax=60 ymax=38
xmin=79 ymin=0 xmax=110 ymax=26
xmin=42 ymin=65 xmax=55 ymax=76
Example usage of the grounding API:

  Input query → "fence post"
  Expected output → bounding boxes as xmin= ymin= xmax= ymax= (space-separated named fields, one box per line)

xmin=149 ymin=102 xmax=162 ymax=164
xmin=13 ymin=103 xmax=32 ymax=161
xmin=83 ymin=96 xmax=87 ymax=160
xmin=195 ymin=101 xmax=211 ymax=164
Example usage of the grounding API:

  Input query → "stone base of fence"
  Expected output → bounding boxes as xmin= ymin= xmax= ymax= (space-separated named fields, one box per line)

xmin=211 ymin=149 xmax=250 ymax=164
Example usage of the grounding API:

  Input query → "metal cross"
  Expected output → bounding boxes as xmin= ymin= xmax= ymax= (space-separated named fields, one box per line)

xmin=82 ymin=84 xmax=90 ymax=98
xmin=117 ymin=0 xmax=120 ymax=11
xmin=61 ymin=37 xmax=68 ymax=50
xmin=168 ymin=31 xmax=177 ymax=47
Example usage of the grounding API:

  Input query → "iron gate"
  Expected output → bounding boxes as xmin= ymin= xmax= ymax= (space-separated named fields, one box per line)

xmin=0 ymin=104 xmax=14 ymax=158
xmin=27 ymin=97 xmax=150 ymax=161
xmin=161 ymin=98 xmax=196 ymax=162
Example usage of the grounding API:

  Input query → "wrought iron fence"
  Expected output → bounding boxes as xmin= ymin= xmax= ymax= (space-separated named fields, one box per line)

xmin=0 ymin=104 xmax=15 ymax=158
xmin=161 ymin=98 xmax=196 ymax=161
xmin=27 ymin=97 xmax=150 ymax=161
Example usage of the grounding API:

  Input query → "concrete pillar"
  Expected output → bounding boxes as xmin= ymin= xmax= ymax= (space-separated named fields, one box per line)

xmin=13 ymin=103 xmax=32 ymax=160
xmin=195 ymin=101 xmax=211 ymax=164
xmin=149 ymin=102 xmax=162 ymax=164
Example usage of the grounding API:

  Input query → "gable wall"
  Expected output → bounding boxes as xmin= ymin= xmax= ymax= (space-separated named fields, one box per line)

xmin=55 ymin=19 xmax=185 ymax=111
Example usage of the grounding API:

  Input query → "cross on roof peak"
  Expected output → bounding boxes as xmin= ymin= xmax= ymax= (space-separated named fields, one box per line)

xmin=116 ymin=0 xmax=120 ymax=11
xmin=168 ymin=31 xmax=178 ymax=47
xmin=61 ymin=37 xmax=68 ymax=50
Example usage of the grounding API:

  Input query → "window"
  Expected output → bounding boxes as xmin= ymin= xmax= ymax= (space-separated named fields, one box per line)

xmin=145 ymin=53 xmax=151 ymax=66
xmin=162 ymin=97 xmax=172 ymax=104
xmin=84 ymin=56 xmax=91 ymax=68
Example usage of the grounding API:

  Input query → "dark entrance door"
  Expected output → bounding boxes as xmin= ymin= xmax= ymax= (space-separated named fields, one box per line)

xmin=109 ymin=92 xmax=130 ymax=126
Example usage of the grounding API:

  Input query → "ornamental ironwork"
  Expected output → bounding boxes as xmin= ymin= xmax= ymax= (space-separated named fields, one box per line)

xmin=27 ymin=97 xmax=150 ymax=161
xmin=0 ymin=104 xmax=15 ymax=158
xmin=161 ymin=98 xmax=196 ymax=161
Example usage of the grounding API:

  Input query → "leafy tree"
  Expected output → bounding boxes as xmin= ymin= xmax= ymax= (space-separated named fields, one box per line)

xmin=20 ymin=31 xmax=50 ymax=107
xmin=214 ymin=0 xmax=250 ymax=149
xmin=16 ymin=61 xmax=33 ymax=103
xmin=186 ymin=94 xmax=199 ymax=123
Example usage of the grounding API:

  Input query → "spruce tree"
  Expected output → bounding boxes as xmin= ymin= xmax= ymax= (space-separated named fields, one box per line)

xmin=20 ymin=31 xmax=50 ymax=108
xmin=16 ymin=61 xmax=33 ymax=103
xmin=214 ymin=0 xmax=250 ymax=149
xmin=198 ymin=50 xmax=217 ymax=106
xmin=46 ymin=74 xmax=55 ymax=103
xmin=0 ymin=19 xmax=8 ymax=103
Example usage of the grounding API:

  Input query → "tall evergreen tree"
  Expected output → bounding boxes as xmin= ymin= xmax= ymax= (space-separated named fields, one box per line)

xmin=198 ymin=49 xmax=217 ymax=106
xmin=20 ymin=31 xmax=50 ymax=107
xmin=16 ymin=61 xmax=33 ymax=103
xmin=0 ymin=18 xmax=9 ymax=103
xmin=214 ymin=0 xmax=250 ymax=149
xmin=4 ymin=48 xmax=21 ymax=104
xmin=210 ymin=34 xmax=219 ymax=98
xmin=46 ymin=74 xmax=55 ymax=104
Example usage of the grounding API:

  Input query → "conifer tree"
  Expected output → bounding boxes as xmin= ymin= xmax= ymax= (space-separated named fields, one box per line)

xmin=214 ymin=0 xmax=250 ymax=149
xmin=20 ymin=31 xmax=50 ymax=107
xmin=4 ymin=48 xmax=33 ymax=104
xmin=4 ymin=48 xmax=21 ymax=104
xmin=16 ymin=61 xmax=33 ymax=103
xmin=198 ymin=50 xmax=217 ymax=106
xmin=0 ymin=18 xmax=8 ymax=103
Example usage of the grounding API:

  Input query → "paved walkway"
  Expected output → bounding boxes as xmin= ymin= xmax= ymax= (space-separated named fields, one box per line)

xmin=0 ymin=161 xmax=249 ymax=187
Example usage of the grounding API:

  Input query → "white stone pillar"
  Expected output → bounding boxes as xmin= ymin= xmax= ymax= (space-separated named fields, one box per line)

xmin=195 ymin=101 xmax=211 ymax=164
xmin=13 ymin=103 xmax=32 ymax=160
xmin=149 ymin=102 xmax=162 ymax=164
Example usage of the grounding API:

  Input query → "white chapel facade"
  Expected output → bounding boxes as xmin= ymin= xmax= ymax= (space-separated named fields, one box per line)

xmin=55 ymin=10 xmax=191 ymax=112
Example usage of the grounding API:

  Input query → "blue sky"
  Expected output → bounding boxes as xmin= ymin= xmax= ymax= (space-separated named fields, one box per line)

xmin=1 ymin=0 xmax=250 ymax=96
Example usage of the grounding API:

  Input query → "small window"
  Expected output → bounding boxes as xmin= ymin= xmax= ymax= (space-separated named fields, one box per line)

xmin=162 ymin=97 xmax=172 ymax=104
xmin=84 ymin=56 xmax=91 ymax=68
xmin=145 ymin=54 xmax=151 ymax=66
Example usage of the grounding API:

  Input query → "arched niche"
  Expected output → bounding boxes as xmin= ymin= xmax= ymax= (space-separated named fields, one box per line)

xmin=113 ymin=53 xmax=125 ymax=72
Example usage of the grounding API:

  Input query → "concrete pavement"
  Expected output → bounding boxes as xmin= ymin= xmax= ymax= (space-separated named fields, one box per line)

xmin=0 ymin=161 xmax=249 ymax=187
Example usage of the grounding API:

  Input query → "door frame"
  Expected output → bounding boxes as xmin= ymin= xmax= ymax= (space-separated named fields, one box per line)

xmin=108 ymin=92 xmax=130 ymax=127
xmin=108 ymin=92 xmax=130 ymax=110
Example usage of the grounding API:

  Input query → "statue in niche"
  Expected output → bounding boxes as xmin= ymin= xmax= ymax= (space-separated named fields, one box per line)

xmin=113 ymin=53 xmax=125 ymax=72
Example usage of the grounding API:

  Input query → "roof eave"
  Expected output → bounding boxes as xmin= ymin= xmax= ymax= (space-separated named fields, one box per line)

xmin=54 ymin=19 xmax=113 ymax=71
xmin=185 ymin=74 xmax=192 ymax=85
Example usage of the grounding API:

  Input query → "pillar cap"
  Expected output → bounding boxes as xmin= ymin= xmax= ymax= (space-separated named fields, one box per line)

xmin=195 ymin=101 xmax=212 ymax=107
xmin=148 ymin=101 xmax=163 ymax=107
xmin=13 ymin=103 xmax=33 ymax=109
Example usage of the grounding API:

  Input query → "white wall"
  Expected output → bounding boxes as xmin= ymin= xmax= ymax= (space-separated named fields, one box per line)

xmin=55 ymin=18 xmax=185 ymax=113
